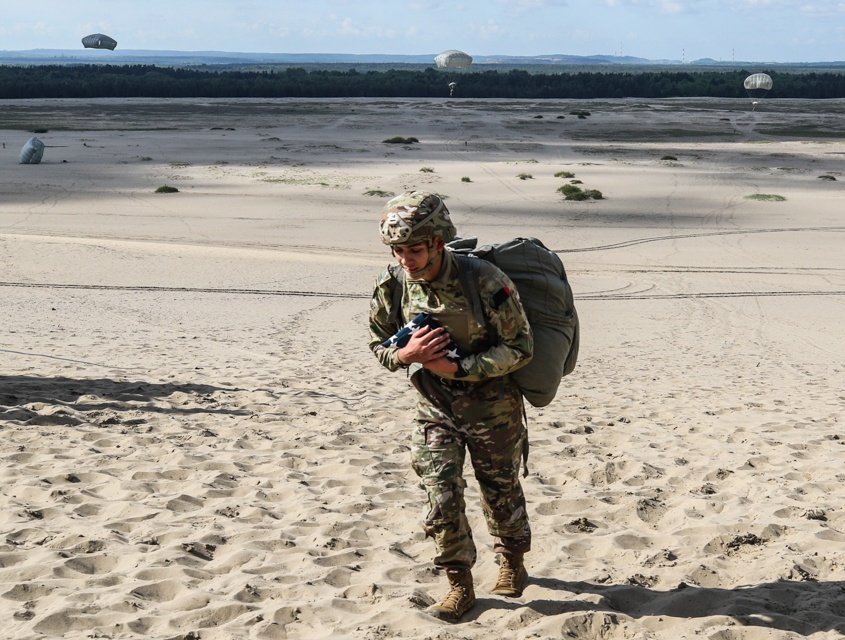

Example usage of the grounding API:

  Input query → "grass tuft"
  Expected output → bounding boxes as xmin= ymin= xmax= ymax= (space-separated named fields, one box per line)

xmin=745 ymin=193 xmax=786 ymax=201
xmin=558 ymin=184 xmax=603 ymax=200
xmin=383 ymin=136 xmax=419 ymax=144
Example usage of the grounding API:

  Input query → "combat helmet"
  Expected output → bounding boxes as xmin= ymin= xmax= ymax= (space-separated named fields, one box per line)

xmin=379 ymin=191 xmax=457 ymax=246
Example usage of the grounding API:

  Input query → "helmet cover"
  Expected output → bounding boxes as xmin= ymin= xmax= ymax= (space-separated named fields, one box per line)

xmin=379 ymin=191 xmax=457 ymax=246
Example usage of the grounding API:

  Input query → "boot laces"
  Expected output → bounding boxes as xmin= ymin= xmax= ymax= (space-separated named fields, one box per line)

xmin=496 ymin=556 xmax=520 ymax=589
xmin=442 ymin=580 xmax=468 ymax=609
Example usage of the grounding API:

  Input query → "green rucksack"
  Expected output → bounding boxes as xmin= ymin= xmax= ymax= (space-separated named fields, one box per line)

xmin=388 ymin=236 xmax=579 ymax=407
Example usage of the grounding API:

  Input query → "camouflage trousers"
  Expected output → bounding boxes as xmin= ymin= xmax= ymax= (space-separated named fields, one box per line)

xmin=409 ymin=369 xmax=531 ymax=571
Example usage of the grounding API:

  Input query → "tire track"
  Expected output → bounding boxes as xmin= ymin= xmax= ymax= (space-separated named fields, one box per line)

xmin=585 ymin=266 xmax=845 ymax=275
xmin=553 ymin=226 xmax=845 ymax=253
xmin=580 ymin=290 xmax=845 ymax=301
xmin=0 ymin=348 xmax=145 ymax=370
xmin=3 ymin=281 xmax=844 ymax=302
xmin=0 ymin=231 xmax=378 ymax=260
xmin=0 ymin=281 xmax=369 ymax=299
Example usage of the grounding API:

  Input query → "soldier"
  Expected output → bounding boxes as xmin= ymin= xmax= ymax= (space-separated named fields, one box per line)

xmin=368 ymin=191 xmax=534 ymax=622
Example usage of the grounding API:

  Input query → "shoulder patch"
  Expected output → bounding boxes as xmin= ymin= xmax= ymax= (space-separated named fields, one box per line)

xmin=492 ymin=286 xmax=512 ymax=309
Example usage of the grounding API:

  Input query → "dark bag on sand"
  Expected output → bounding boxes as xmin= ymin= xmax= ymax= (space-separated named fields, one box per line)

xmin=388 ymin=237 xmax=579 ymax=408
xmin=447 ymin=237 xmax=579 ymax=408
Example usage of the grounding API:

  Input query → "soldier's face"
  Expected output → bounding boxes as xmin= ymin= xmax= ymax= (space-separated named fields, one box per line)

xmin=392 ymin=240 xmax=443 ymax=281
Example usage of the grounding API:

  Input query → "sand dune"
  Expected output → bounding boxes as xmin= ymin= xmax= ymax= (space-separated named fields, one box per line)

xmin=2 ymin=97 xmax=844 ymax=639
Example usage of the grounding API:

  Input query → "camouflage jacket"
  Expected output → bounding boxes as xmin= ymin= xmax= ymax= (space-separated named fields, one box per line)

xmin=368 ymin=250 xmax=533 ymax=382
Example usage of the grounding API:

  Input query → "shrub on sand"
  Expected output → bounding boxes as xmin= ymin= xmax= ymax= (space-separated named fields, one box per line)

xmin=558 ymin=184 xmax=603 ymax=200
xmin=383 ymin=136 xmax=419 ymax=144
xmin=155 ymin=185 xmax=179 ymax=193
xmin=745 ymin=193 xmax=786 ymax=202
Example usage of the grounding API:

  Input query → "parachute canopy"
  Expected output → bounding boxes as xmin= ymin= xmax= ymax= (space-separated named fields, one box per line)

xmin=435 ymin=49 xmax=472 ymax=69
xmin=744 ymin=73 xmax=772 ymax=99
xmin=82 ymin=33 xmax=118 ymax=50
xmin=19 ymin=137 xmax=45 ymax=164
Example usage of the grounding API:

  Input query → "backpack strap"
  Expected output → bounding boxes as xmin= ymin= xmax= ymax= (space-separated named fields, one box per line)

xmin=453 ymin=254 xmax=487 ymax=330
xmin=455 ymin=253 xmax=530 ymax=472
xmin=387 ymin=263 xmax=405 ymax=325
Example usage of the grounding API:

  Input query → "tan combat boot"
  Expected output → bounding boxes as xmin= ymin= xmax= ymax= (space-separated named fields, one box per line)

xmin=491 ymin=553 xmax=528 ymax=597
xmin=429 ymin=569 xmax=476 ymax=622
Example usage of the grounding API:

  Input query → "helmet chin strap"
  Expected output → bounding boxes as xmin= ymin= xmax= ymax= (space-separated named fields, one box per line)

xmin=406 ymin=240 xmax=443 ymax=280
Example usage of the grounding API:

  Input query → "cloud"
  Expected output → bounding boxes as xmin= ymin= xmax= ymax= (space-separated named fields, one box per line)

xmin=602 ymin=0 xmax=845 ymax=13
xmin=796 ymin=2 xmax=845 ymax=16
xmin=497 ymin=0 xmax=568 ymax=13
xmin=469 ymin=18 xmax=507 ymax=40
xmin=245 ymin=20 xmax=291 ymax=40
xmin=601 ymin=0 xmax=703 ymax=12
xmin=326 ymin=15 xmax=399 ymax=40
xmin=722 ymin=0 xmax=845 ymax=17
xmin=407 ymin=1 xmax=447 ymax=9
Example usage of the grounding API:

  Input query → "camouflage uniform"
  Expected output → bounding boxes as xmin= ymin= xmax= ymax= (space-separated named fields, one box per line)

xmin=369 ymin=249 xmax=533 ymax=571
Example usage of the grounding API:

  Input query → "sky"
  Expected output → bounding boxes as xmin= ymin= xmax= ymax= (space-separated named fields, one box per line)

xmin=2 ymin=0 xmax=845 ymax=63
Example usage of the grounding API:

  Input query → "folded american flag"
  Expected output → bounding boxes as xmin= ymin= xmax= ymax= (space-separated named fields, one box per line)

xmin=382 ymin=313 xmax=463 ymax=360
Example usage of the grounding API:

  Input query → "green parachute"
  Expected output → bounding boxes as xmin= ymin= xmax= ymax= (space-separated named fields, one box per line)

xmin=82 ymin=34 xmax=118 ymax=50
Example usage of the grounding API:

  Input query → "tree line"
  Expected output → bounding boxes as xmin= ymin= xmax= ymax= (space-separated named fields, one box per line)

xmin=2 ymin=65 xmax=845 ymax=99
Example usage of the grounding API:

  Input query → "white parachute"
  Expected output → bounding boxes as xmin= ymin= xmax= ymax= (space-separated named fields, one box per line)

xmin=19 ymin=137 xmax=45 ymax=164
xmin=435 ymin=50 xmax=472 ymax=69
xmin=82 ymin=33 xmax=118 ymax=50
xmin=744 ymin=73 xmax=772 ymax=110
xmin=744 ymin=73 xmax=772 ymax=99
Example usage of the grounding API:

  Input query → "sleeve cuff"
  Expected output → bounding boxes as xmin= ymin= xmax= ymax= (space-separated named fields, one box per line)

xmin=453 ymin=359 xmax=469 ymax=378
xmin=392 ymin=349 xmax=409 ymax=369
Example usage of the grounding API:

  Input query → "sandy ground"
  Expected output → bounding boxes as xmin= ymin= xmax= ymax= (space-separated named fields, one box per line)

xmin=1 ymin=97 xmax=844 ymax=639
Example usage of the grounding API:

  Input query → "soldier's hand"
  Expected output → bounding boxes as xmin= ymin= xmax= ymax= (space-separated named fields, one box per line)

xmin=397 ymin=325 xmax=451 ymax=365
xmin=422 ymin=356 xmax=459 ymax=374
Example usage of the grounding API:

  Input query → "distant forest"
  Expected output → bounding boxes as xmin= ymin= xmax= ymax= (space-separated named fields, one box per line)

xmin=2 ymin=65 xmax=845 ymax=99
